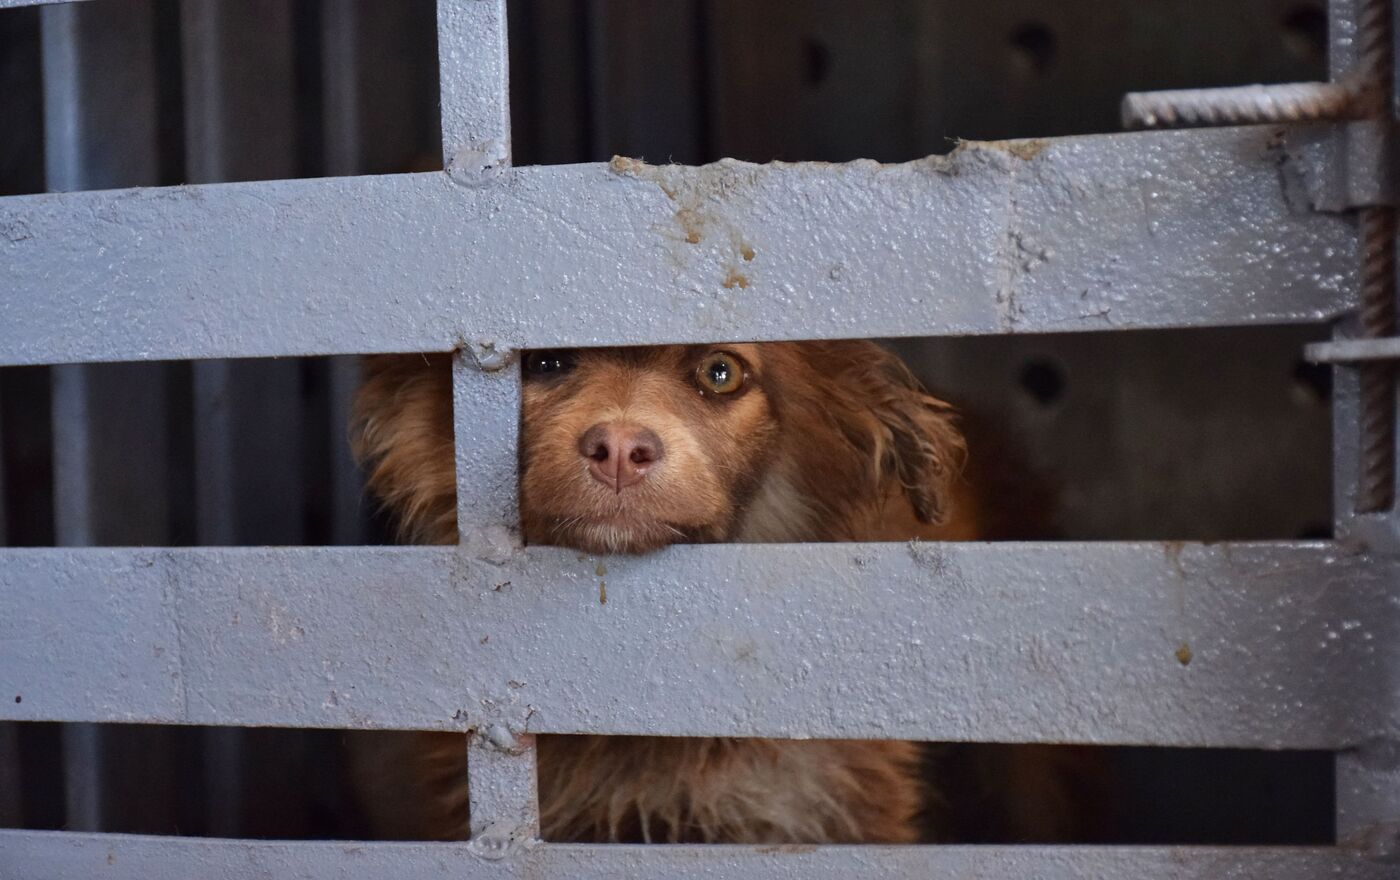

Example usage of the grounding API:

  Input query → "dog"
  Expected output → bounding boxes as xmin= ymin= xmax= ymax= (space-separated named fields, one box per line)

xmin=348 ymin=340 xmax=1079 ymax=843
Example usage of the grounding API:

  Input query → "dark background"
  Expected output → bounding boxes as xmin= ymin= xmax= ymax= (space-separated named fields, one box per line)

xmin=0 ymin=0 xmax=1335 ymax=844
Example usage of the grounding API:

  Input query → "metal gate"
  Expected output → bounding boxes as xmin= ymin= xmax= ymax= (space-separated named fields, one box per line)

xmin=2 ymin=0 xmax=1398 ymax=876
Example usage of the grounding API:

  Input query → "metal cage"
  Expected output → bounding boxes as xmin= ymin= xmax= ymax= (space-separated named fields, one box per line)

xmin=2 ymin=0 xmax=1398 ymax=876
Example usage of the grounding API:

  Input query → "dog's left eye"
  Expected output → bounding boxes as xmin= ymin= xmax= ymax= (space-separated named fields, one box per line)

xmin=696 ymin=352 xmax=745 ymax=395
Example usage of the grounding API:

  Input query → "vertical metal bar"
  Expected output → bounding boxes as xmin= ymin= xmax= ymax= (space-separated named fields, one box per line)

xmin=1355 ymin=0 xmax=1397 ymax=514
xmin=1334 ymin=0 xmax=1400 ymax=862
xmin=40 ymin=0 xmax=160 ymax=191
xmin=436 ymin=0 xmax=510 ymax=171
xmin=48 ymin=366 xmax=101 ymax=832
xmin=320 ymin=1 xmax=373 ymax=545
xmin=0 ymin=374 xmax=8 ymax=547
xmin=466 ymin=731 xmax=538 ymax=851
xmin=321 ymin=0 xmax=363 ymax=178
xmin=0 ymin=380 xmax=18 ymax=830
xmin=180 ymin=0 xmax=301 ymax=836
xmin=179 ymin=0 xmax=297 ymax=184
xmin=41 ymin=0 xmax=164 ymax=835
xmin=1338 ymin=741 xmax=1400 ymax=858
xmin=191 ymin=359 xmax=237 ymax=547
xmin=452 ymin=352 xmax=521 ymax=549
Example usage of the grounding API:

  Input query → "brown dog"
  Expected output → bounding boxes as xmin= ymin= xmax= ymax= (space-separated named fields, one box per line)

xmin=349 ymin=341 xmax=1014 ymax=843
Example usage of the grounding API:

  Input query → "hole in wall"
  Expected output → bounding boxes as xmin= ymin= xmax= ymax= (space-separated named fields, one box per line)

xmin=1008 ymin=22 xmax=1057 ymax=75
xmin=1281 ymin=4 xmax=1328 ymax=64
xmin=803 ymin=37 xmax=831 ymax=87
xmin=1018 ymin=357 xmax=1067 ymax=406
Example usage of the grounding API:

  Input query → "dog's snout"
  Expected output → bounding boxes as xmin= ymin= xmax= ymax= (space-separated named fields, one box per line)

xmin=578 ymin=422 xmax=664 ymax=492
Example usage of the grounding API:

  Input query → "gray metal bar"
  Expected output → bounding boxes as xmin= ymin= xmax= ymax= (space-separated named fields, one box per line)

xmin=179 ymin=0 xmax=297 ymax=184
xmin=467 ymin=732 xmax=538 ymax=847
xmin=0 ymin=375 xmax=7 ymax=547
xmin=1309 ymin=337 xmax=1400 ymax=365
xmin=40 ymin=0 xmax=159 ymax=192
xmin=1338 ymin=739 xmax=1400 ymax=859
xmin=437 ymin=0 xmax=510 ymax=172
xmin=319 ymin=4 xmax=383 ymax=544
xmin=0 ymin=392 xmax=12 ymax=828
xmin=0 ymin=0 xmax=88 ymax=6
xmin=453 ymin=351 xmax=520 ymax=545
xmin=321 ymin=0 xmax=364 ymax=179
xmin=0 ymin=831 xmax=1394 ymax=880
xmin=2 ymin=542 xmax=1396 ymax=748
xmin=1334 ymin=0 xmax=1364 ymax=82
xmin=0 ymin=127 xmax=1359 ymax=366
xmin=58 ymin=724 xmax=102 ymax=831
xmin=41 ymin=0 xmax=165 ymax=837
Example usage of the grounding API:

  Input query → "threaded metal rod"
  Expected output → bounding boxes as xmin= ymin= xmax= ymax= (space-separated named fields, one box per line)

xmin=1357 ymin=208 xmax=1397 ymax=513
xmin=1355 ymin=0 xmax=1397 ymax=514
xmin=1121 ymin=82 xmax=1360 ymax=130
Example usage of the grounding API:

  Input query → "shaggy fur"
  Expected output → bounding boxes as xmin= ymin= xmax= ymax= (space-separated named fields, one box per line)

xmin=349 ymin=341 xmax=1003 ymax=843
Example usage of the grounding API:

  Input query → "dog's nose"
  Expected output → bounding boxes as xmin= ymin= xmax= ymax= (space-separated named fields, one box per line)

xmin=578 ymin=422 xmax=664 ymax=492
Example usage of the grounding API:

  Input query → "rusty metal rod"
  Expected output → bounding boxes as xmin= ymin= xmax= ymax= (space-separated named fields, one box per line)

xmin=1356 ymin=0 xmax=1397 ymax=513
xmin=1121 ymin=81 xmax=1361 ymax=130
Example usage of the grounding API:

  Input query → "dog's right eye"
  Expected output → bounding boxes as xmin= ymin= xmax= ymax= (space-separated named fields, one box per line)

xmin=524 ymin=350 xmax=577 ymax=377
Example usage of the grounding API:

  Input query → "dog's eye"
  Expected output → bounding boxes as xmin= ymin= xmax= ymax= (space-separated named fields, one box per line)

xmin=696 ymin=352 xmax=745 ymax=395
xmin=524 ymin=350 xmax=577 ymax=377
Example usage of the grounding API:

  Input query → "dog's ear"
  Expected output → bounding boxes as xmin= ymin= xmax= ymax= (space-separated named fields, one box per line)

xmin=806 ymin=341 xmax=966 ymax=524
xmin=352 ymin=354 xmax=457 ymax=544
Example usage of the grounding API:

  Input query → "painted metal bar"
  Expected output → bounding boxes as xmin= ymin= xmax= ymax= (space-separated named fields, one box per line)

xmin=1 ymin=542 xmax=1395 ymax=748
xmin=437 ymin=0 xmax=510 ymax=170
xmin=39 ymin=0 xmax=159 ymax=193
xmin=181 ymin=2 xmax=303 ymax=837
xmin=40 ymin=0 xmax=165 ymax=836
xmin=453 ymin=352 xmax=521 ymax=543
xmin=0 ymin=0 xmax=88 ymax=7
xmin=0 ymin=377 xmax=5 ymax=550
xmin=0 ymin=831 xmax=1393 ymax=880
xmin=1337 ymin=738 xmax=1400 ymax=858
xmin=0 ymin=127 xmax=1358 ymax=367
xmin=467 ymin=732 xmax=539 ymax=844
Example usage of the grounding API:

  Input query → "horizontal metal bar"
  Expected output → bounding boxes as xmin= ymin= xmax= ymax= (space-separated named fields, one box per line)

xmin=2 ymin=542 xmax=1395 ymax=747
xmin=0 ymin=127 xmax=1357 ymax=366
xmin=0 ymin=832 xmax=1391 ymax=880
xmin=0 ymin=0 xmax=89 ymax=7
xmin=1308 ymin=336 xmax=1400 ymax=363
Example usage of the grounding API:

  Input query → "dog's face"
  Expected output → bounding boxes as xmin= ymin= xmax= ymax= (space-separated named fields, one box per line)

xmin=354 ymin=340 xmax=967 ymax=551
xmin=517 ymin=341 xmax=966 ymax=553
xmin=519 ymin=344 xmax=779 ymax=553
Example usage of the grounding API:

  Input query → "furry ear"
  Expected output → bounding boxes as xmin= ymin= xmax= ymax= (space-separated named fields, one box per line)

xmin=806 ymin=341 xmax=966 ymax=524
xmin=352 ymin=354 xmax=458 ymax=545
